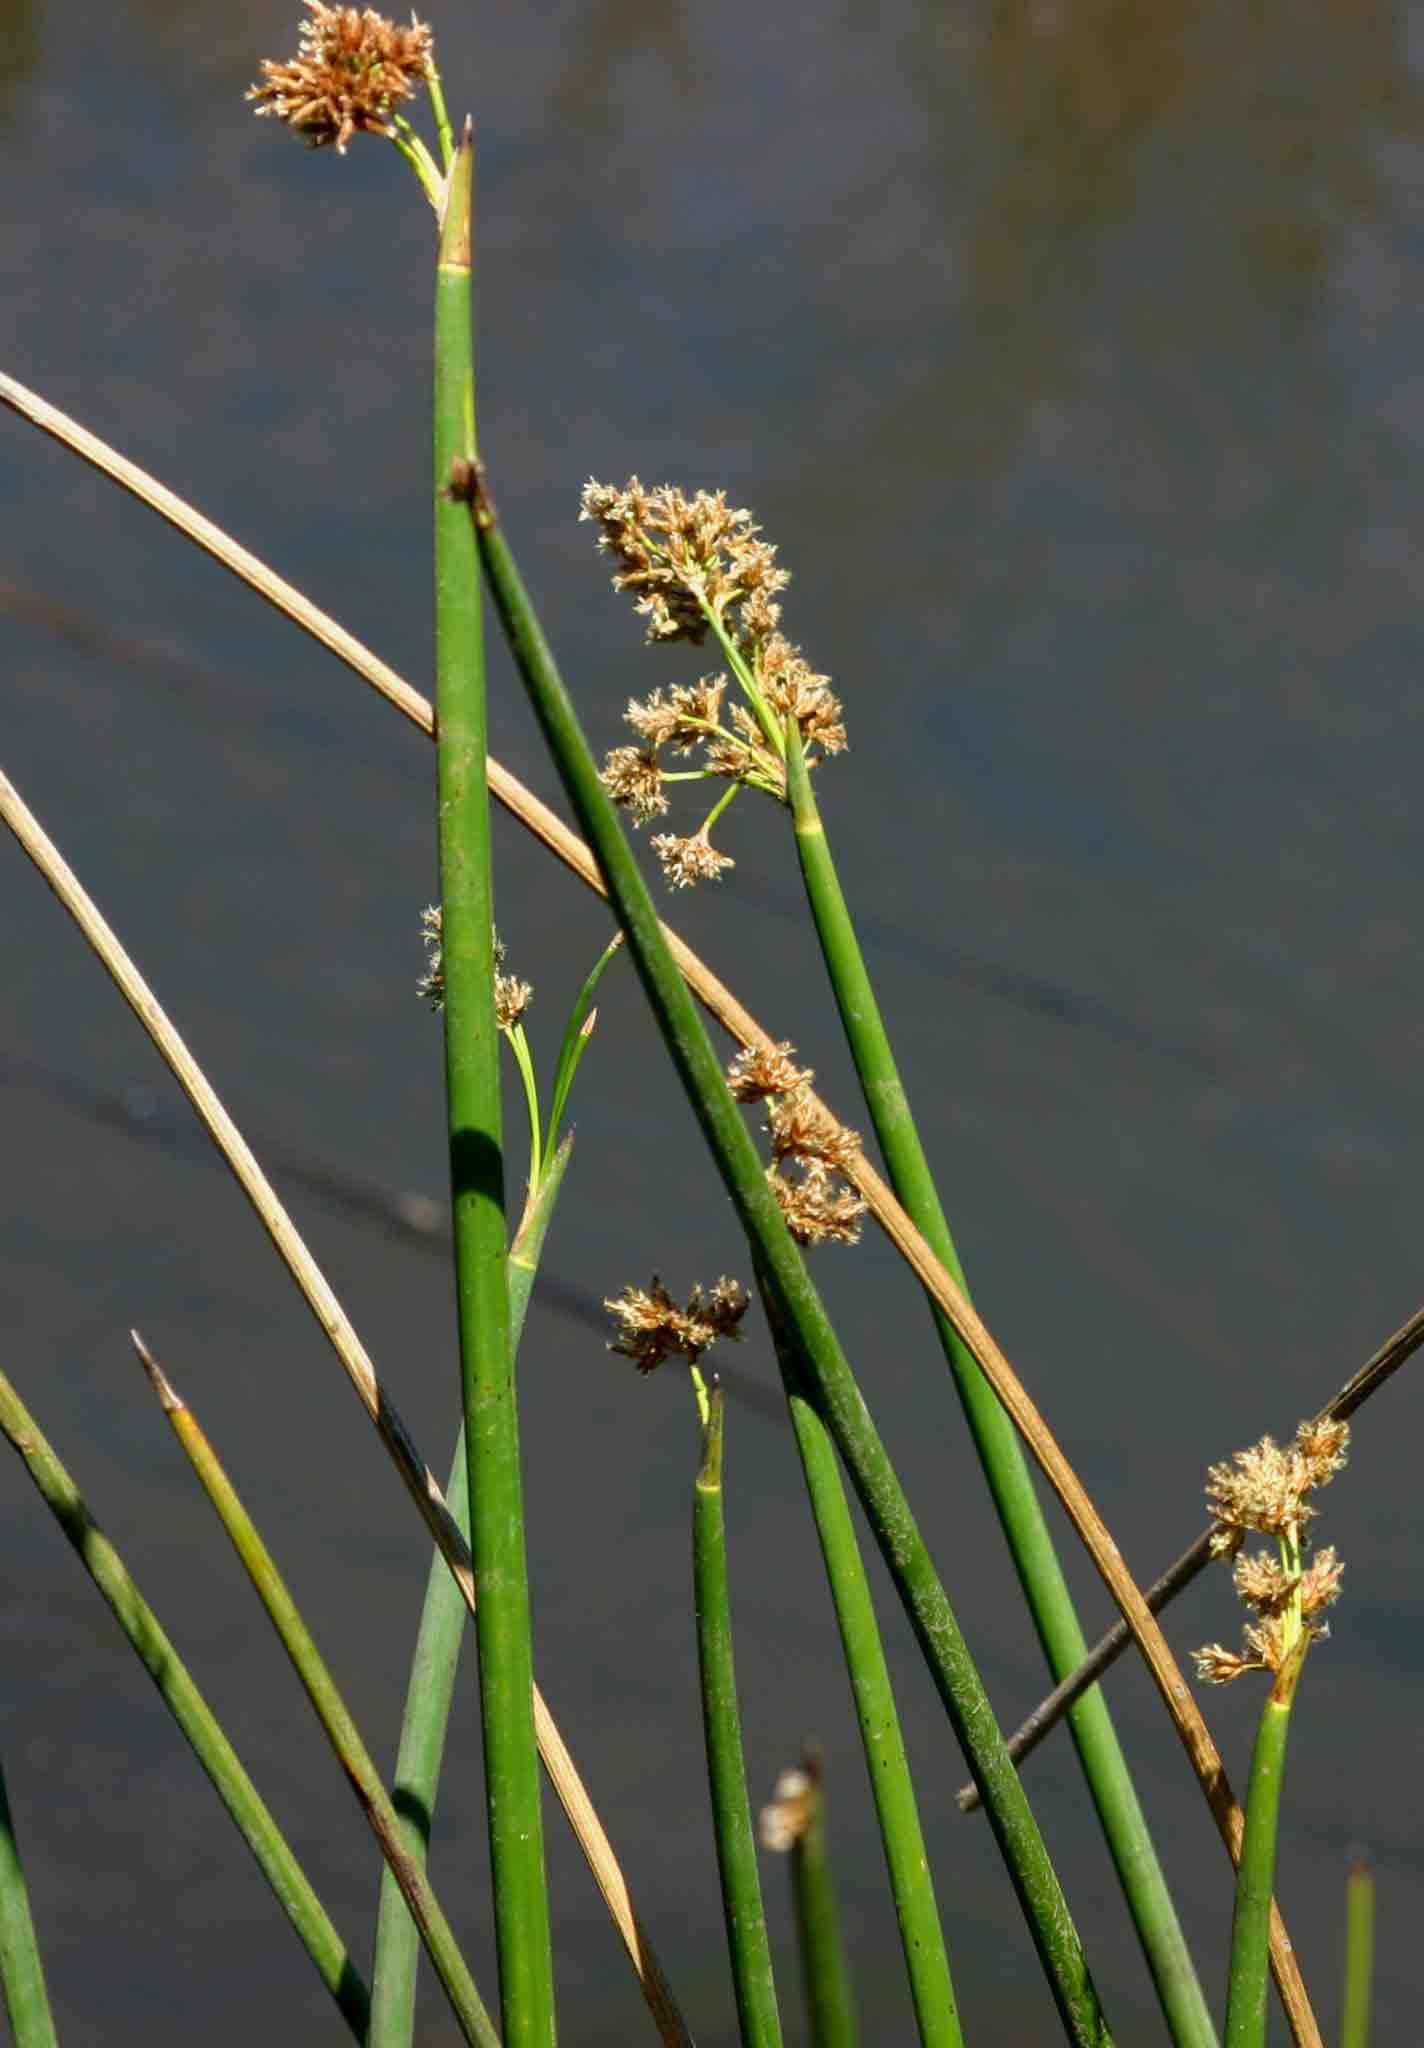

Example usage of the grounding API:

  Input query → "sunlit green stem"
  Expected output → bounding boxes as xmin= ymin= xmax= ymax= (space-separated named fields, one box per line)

xmin=435 ymin=137 xmax=556 ymax=2046
xmin=370 ymin=1140 xmax=571 ymax=2048
xmin=469 ymin=481 xmax=1112 ymax=2048
xmin=507 ymin=1022 xmax=544 ymax=1191
xmin=425 ymin=62 xmax=456 ymax=171
xmin=1340 ymin=1857 xmax=1374 ymax=2048
xmin=781 ymin=1770 xmax=859 ymax=2048
xmin=390 ymin=118 xmax=445 ymax=211
xmin=0 ymin=1364 xmax=370 ymax=2041
xmin=544 ymin=934 xmax=620 ymax=1158
xmin=131 ymin=1339 xmax=498 ymax=2048
xmin=782 ymin=726 xmax=1212 ymax=2048
xmin=759 ymin=1262 xmax=960 ymax=2048
xmin=1223 ymin=1643 xmax=1310 ymax=2048
xmin=0 ymin=1750 xmax=57 ymax=2048
xmin=693 ymin=1386 xmax=784 ymax=2048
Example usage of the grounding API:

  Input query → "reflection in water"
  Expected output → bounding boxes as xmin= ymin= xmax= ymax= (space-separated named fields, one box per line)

xmin=958 ymin=0 xmax=1421 ymax=458
xmin=0 ymin=0 xmax=39 ymax=120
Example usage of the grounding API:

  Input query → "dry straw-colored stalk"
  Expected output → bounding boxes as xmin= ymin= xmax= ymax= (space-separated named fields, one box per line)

xmin=0 ymin=369 xmax=1319 ymax=2045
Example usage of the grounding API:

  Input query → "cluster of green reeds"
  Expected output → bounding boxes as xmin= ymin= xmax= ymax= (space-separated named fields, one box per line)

xmin=0 ymin=10 xmax=1406 ymax=2046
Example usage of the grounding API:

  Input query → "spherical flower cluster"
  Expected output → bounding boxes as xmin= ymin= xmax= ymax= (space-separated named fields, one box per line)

xmin=248 ymin=3 xmax=433 ymax=153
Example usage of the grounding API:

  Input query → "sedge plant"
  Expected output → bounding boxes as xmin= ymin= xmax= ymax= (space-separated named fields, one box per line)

xmin=0 ymin=6 xmax=1389 ymax=2044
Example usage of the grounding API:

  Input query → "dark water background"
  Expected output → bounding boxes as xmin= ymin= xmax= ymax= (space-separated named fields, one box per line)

xmin=4 ymin=1 xmax=1424 ymax=2040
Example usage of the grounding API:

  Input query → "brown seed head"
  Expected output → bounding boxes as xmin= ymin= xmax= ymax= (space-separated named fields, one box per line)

xmin=248 ymin=2 xmax=433 ymax=154
xmin=604 ymin=1275 xmax=748 ymax=1376
xmin=726 ymin=1041 xmax=813 ymax=1103
xmin=650 ymin=832 xmax=735 ymax=890
xmin=581 ymin=477 xmax=790 ymax=644
xmin=417 ymin=909 xmax=531 ymax=1028
xmin=600 ymin=744 xmax=669 ymax=823
xmin=768 ymin=1160 xmax=866 ymax=1246
xmin=624 ymin=679 xmax=729 ymax=753
xmin=767 ymin=1089 xmax=861 ymax=1175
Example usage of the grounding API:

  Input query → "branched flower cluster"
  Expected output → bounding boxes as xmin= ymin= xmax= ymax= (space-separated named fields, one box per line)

xmin=728 ymin=1041 xmax=866 ymax=1247
xmin=603 ymin=1276 xmax=749 ymax=1376
xmin=581 ymin=479 xmax=786 ymax=646
xmin=417 ymin=906 xmax=532 ymax=1031
xmin=1193 ymin=1417 xmax=1348 ymax=1685
xmin=582 ymin=478 xmax=847 ymax=890
xmin=248 ymin=2 xmax=433 ymax=154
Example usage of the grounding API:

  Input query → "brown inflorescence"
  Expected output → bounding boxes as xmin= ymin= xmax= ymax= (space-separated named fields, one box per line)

xmin=417 ymin=907 xmax=531 ymax=1030
xmin=248 ymin=3 xmax=433 ymax=154
xmin=603 ymin=1276 xmax=749 ymax=1376
xmin=583 ymin=477 xmax=848 ymax=889
xmin=1193 ymin=1417 xmax=1348 ymax=1685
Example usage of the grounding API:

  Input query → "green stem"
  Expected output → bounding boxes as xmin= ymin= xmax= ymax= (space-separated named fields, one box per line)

xmin=693 ymin=1387 xmax=784 ymax=2048
xmin=370 ymin=1140 xmax=571 ymax=2048
xmin=760 ymin=1264 xmax=960 ymax=2048
xmin=783 ymin=728 xmax=1212 ymax=2048
xmin=389 ymin=117 xmax=445 ymax=211
xmin=0 ymin=1366 xmax=370 ymax=2041
xmin=435 ymin=140 xmax=556 ymax=2046
xmin=425 ymin=61 xmax=456 ymax=171
xmin=507 ymin=1022 xmax=544 ymax=1191
xmin=783 ymin=1774 xmax=859 ymax=2048
xmin=0 ymin=1750 xmax=58 ymax=2048
xmin=544 ymin=934 xmax=621 ymax=1159
xmin=1223 ymin=1645 xmax=1309 ymax=2048
xmin=131 ymin=1339 xmax=499 ymax=2048
xmin=469 ymin=480 xmax=1111 ymax=2048
xmin=1340 ymin=1856 xmax=1374 ymax=2048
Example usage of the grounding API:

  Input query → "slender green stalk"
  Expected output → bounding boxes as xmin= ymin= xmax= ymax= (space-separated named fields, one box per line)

xmin=544 ymin=934 xmax=621 ymax=1159
xmin=778 ymin=1766 xmax=859 ymax=2048
xmin=435 ymin=139 xmax=555 ymax=2046
xmin=1223 ymin=1645 xmax=1309 ymax=2048
xmin=790 ymin=1827 xmax=855 ymax=2048
xmin=469 ymin=479 xmax=1112 ymax=2048
xmin=370 ymin=1140 xmax=571 ymax=2048
xmin=129 ymin=1336 xmax=499 ymax=2048
xmin=0 ymin=1365 xmax=370 ymax=2041
xmin=783 ymin=729 xmax=1213 ymax=2048
xmin=425 ymin=60 xmax=456 ymax=173
xmin=759 ymin=1261 xmax=960 ymax=2048
xmin=693 ymin=1386 xmax=783 ymax=2048
xmin=1340 ymin=1857 xmax=1374 ymax=2048
xmin=0 ymin=1750 xmax=58 ymax=2048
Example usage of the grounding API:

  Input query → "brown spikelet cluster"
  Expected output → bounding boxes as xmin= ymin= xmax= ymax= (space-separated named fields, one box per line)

xmin=248 ymin=2 xmax=433 ymax=153
xmin=417 ymin=907 xmax=532 ymax=1030
xmin=727 ymin=1041 xmax=865 ymax=1247
xmin=1193 ymin=1417 xmax=1348 ymax=1685
xmin=582 ymin=478 xmax=846 ymax=890
xmin=604 ymin=1276 xmax=749 ymax=1376
xmin=580 ymin=480 xmax=786 ymax=645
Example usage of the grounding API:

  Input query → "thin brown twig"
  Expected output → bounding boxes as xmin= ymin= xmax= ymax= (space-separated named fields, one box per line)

xmin=0 ymin=757 xmax=692 ymax=2048
xmin=0 ymin=369 xmax=1321 ymax=2045
xmin=958 ymin=1302 xmax=1424 ymax=1807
